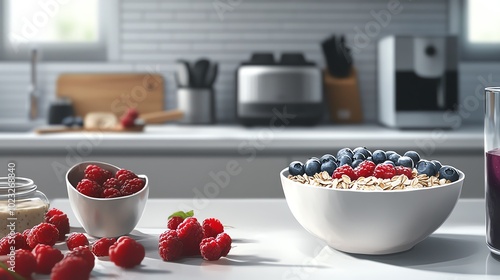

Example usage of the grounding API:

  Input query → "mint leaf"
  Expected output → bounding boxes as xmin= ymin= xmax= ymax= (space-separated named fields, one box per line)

xmin=168 ymin=210 xmax=194 ymax=219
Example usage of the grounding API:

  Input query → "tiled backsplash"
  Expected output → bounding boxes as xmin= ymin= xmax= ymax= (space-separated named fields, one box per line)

xmin=0 ymin=0 xmax=495 ymax=123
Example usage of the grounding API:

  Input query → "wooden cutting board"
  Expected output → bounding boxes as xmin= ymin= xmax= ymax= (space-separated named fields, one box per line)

xmin=56 ymin=73 xmax=164 ymax=118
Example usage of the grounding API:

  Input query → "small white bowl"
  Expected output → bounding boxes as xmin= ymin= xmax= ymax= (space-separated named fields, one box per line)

xmin=66 ymin=161 xmax=149 ymax=238
xmin=280 ymin=168 xmax=464 ymax=255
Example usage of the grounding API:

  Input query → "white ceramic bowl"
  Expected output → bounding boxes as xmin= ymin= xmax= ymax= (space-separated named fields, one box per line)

xmin=66 ymin=161 xmax=149 ymax=238
xmin=280 ymin=168 xmax=464 ymax=255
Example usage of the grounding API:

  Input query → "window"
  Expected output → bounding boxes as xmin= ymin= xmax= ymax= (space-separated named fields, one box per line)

xmin=460 ymin=0 xmax=500 ymax=60
xmin=0 ymin=0 xmax=118 ymax=61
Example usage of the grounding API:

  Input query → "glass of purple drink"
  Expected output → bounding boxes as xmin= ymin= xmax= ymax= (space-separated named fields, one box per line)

xmin=485 ymin=87 xmax=500 ymax=254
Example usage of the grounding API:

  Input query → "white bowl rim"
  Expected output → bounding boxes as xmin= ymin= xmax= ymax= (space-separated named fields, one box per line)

xmin=66 ymin=161 xmax=149 ymax=201
xmin=280 ymin=167 xmax=465 ymax=193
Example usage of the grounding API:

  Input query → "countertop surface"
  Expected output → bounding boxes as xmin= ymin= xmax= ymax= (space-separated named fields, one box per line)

xmin=45 ymin=198 xmax=500 ymax=280
xmin=0 ymin=124 xmax=483 ymax=154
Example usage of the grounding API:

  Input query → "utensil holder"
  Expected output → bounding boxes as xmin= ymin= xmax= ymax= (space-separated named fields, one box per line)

xmin=177 ymin=88 xmax=215 ymax=124
xmin=324 ymin=68 xmax=363 ymax=123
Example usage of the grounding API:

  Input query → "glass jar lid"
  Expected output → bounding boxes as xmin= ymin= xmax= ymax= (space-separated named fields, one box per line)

xmin=0 ymin=177 xmax=37 ymax=198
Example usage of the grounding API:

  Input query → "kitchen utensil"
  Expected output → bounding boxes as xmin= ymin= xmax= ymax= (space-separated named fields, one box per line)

xmin=204 ymin=62 xmax=218 ymax=88
xmin=280 ymin=167 xmax=464 ymax=254
xmin=279 ymin=53 xmax=312 ymax=66
xmin=177 ymin=88 xmax=214 ymax=124
xmin=324 ymin=68 xmax=363 ymax=123
xmin=47 ymin=99 xmax=74 ymax=125
xmin=485 ymin=87 xmax=500 ymax=255
xmin=237 ymin=52 xmax=323 ymax=126
xmin=321 ymin=34 xmax=352 ymax=78
xmin=35 ymin=125 xmax=145 ymax=134
xmin=247 ymin=53 xmax=275 ymax=65
xmin=175 ymin=60 xmax=193 ymax=87
xmin=56 ymin=73 xmax=164 ymax=119
xmin=29 ymin=48 xmax=38 ymax=120
xmin=192 ymin=59 xmax=210 ymax=88
xmin=378 ymin=35 xmax=458 ymax=128
xmin=66 ymin=161 xmax=149 ymax=237
xmin=139 ymin=109 xmax=184 ymax=124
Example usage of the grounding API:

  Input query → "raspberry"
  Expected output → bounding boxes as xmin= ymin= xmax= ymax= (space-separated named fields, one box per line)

xmin=84 ymin=165 xmax=111 ymax=185
xmin=373 ymin=164 xmax=397 ymax=179
xmin=3 ymin=249 xmax=36 ymax=279
xmin=355 ymin=160 xmax=376 ymax=178
xmin=200 ymin=237 xmax=222 ymax=261
xmin=45 ymin=208 xmax=64 ymax=220
xmin=91 ymin=237 xmax=116 ymax=257
xmin=333 ymin=165 xmax=358 ymax=180
xmin=0 ymin=233 xmax=29 ymax=255
xmin=27 ymin=223 xmax=59 ymax=248
xmin=0 ymin=268 xmax=15 ymax=280
xmin=0 ymin=238 xmax=9 ymax=255
xmin=159 ymin=230 xmax=178 ymax=243
xmin=109 ymin=236 xmax=145 ymax=268
xmin=395 ymin=166 xmax=413 ymax=179
xmin=67 ymin=233 xmax=89 ymax=251
xmin=65 ymin=246 xmax=94 ymax=273
xmin=125 ymin=108 xmax=139 ymax=119
xmin=202 ymin=218 xmax=224 ymax=238
xmin=76 ymin=179 xmax=102 ymax=198
xmin=167 ymin=216 xmax=184 ymax=230
xmin=158 ymin=230 xmax=183 ymax=261
xmin=216 ymin=232 xmax=232 ymax=257
xmin=51 ymin=256 xmax=91 ymax=280
xmin=120 ymin=178 xmax=145 ymax=196
xmin=176 ymin=217 xmax=203 ymax=256
xmin=103 ymin=178 xmax=122 ymax=189
xmin=103 ymin=188 xmax=121 ymax=198
xmin=120 ymin=116 xmax=135 ymax=128
xmin=22 ymin=228 xmax=31 ymax=240
xmin=115 ymin=169 xmax=137 ymax=185
xmin=47 ymin=213 xmax=70 ymax=241
xmin=32 ymin=244 xmax=64 ymax=274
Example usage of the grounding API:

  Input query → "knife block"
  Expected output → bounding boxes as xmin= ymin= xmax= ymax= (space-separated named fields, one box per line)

xmin=324 ymin=68 xmax=363 ymax=123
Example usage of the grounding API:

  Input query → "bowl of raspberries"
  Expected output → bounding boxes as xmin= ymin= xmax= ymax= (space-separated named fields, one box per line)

xmin=280 ymin=147 xmax=465 ymax=255
xmin=66 ymin=161 xmax=149 ymax=238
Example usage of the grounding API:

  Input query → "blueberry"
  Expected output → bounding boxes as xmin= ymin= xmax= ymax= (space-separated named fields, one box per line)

xmin=353 ymin=153 xmax=366 ymax=161
xmin=353 ymin=147 xmax=372 ymax=158
xmin=321 ymin=161 xmax=338 ymax=176
xmin=352 ymin=159 xmax=364 ymax=168
xmin=397 ymin=156 xmax=414 ymax=168
xmin=439 ymin=165 xmax=459 ymax=182
xmin=338 ymin=155 xmax=352 ymax=166
xmin=383 ymin=160 xmax=395 ymax=166
xmin=372 ymin=150 xmax=387 ymax=164
xmin=404 ymin=151 xmax=420 ymax=165
xmin=62 ymin=116 xmax=75 ymax=127
xmin=386 ymin=151 xmax=397 ymax=158
xmin=73 ymin=117 xmax=84 ymax=127
xmin=320 ymin=154 xmax=337 ymax=165
xmin=289 ymin=161 xmax=304 ymax=176
xmin=366 ymin=156 xmax=373 ymax=162
xmin=416 ymin=160 xmax=438 ymax=177
xmin=388 ymin=153 xmax=401 ymax=163
xmin=336 ymin=148 xmax=353 ymax=160
xmin=431 ymin=160 xmax=442 ymax=170
xmin=304 ymin=158 xmax=321 ymax=176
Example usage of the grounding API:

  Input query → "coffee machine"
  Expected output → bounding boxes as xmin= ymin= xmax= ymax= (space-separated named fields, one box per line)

xmin=378 ymin=36 xmax=459 ymax=128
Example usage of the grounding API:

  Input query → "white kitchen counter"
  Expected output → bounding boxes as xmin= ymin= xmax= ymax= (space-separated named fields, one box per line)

xmin=44 ymin=198 xmax=500 ymax=280
xmin=0 ymin=124 xmax=483 ymax=154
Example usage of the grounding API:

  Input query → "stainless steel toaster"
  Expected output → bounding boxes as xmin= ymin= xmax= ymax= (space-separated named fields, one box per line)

xmin=237 ymin=53 xmax=323 ymax=126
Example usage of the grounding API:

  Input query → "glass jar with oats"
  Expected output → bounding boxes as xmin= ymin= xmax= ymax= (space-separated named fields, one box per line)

xmin=0 ymin=177 xmax=49 ymax=237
